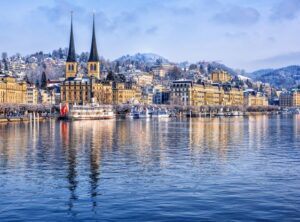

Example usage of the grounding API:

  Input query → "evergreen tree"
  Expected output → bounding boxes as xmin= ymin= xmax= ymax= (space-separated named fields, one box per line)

xmin=35 ymin=80 xmax=40 ymax=88
xmin=24 ymin=75 xmax=30 ymax=84
xmin=106 ymin=71 xmax=115 ymax=81
xmin=117 ymin=74 xmax=126 ymax=82
xmin=41 ymin=72 xmax=47 ymax=89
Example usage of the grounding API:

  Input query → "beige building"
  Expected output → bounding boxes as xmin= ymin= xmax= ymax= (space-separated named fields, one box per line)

xmin=0 ymin=75 xmax=27 ymax=104
xmin=170 ymin=80 xmax=244 ymax=107
xmin=210 ymin=70 xmax=232 ymax=83
xmin=279 ymin=91 xmax=300 ymax=107
xmin=93 ymin=81 xmax=113 ymax=104
xmin=244 ymin=93 xmax=269 ymax=106
xmin=134 ymin=73 xmax=153 ymax=86
xmin=152 ymin=64 xmax=174 ymax=78
xmin=112 ymin=82 xmax=141 ymax=104
xmin=27 ymin=85 xmax=39 ymax=104
xmin=39 ymin=89 xmax=55 ymax=105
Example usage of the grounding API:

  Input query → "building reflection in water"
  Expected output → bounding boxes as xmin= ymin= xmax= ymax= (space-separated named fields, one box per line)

xmin=294 ymin=114 xmax=300 ymax=138
xmin=188 ymin=117 xmax=244 ymax=160
xmin=1 ymin=115 xmax=299 ymax=215
xmin=248 ymin=115 xmax=269 ymax=150
xmin=60 ymin=121 xmax=78 ymax=214
xmin=59 ymin=120 xmax=114 ymax=213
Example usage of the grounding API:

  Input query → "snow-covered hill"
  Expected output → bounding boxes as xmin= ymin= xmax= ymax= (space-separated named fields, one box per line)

xmin=115 ymin=53 xmax=169 ymax=65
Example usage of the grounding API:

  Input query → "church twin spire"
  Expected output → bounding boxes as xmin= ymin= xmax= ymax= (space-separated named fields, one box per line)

xmin=65 ymin=12 xmax=100 ymax=79
xmin=66 ymin=12 xmax=76 ymax=63
xmin=88 ymin=14 xmax=100 ymax=62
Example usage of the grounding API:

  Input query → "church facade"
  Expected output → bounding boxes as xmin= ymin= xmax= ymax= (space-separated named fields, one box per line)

xmin=61 ymin=15 xmax=113 ymax=105
xmin=61 ymin=15 xmax=140 ymax=105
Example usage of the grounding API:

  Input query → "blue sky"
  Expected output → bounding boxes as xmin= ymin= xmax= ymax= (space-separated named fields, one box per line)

xmin=1 ymin=0 xmax=300 ymax=71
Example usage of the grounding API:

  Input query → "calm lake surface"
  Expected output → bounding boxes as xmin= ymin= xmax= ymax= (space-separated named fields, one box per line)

xmin=0 ymin=116 xmax=300 ymax=221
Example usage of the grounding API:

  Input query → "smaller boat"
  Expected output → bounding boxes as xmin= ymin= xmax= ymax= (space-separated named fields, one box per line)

xmin=230 ymin=111 xmax=241 ymax=116
xmin=128 ymin=107 xmax=151 ymax=119
xmin=128 ymin=108 xmax=140 ymax=119
xmin=151 ymin=109 xmax=169 ymax=118
xmin=138 ymin=108 xmax=151 ymax=119
xmin=215 ymin=112 xmax=225 ymax=117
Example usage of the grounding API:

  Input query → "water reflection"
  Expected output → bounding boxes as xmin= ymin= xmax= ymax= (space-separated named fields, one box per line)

xmin=0 ymin=117 xmax=300 ymax=221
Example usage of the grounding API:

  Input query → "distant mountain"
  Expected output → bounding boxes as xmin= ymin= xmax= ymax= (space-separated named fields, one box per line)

xmin=115 ymin=53 xmax=169 ymax=65
xmin=248 ymin=65 xmax=300 ymax=88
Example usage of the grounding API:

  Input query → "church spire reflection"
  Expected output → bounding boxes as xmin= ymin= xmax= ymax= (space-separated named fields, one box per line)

xmin=60 ymin=122 xmax=78 ymax=214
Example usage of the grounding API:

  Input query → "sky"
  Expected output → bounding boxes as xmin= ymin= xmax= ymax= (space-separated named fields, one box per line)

xmin=1 ymin=0 xmax=300 ymax=71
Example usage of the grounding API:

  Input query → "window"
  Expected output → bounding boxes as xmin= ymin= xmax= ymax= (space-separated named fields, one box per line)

xmin=94 ymin=64 xmax=97 ymax=71
xmin=90 ymin=64 xmax=93 ymax=71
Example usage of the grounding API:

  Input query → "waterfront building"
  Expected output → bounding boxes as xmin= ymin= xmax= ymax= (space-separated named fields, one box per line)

xmin=112 ymin=82 xmax=141 ymax=104
xmin=210 ymin=70 xmax=232 ymax=83
xmin=39 ymin=89 xmax=55 ymax=105
xmin=291 ymin=91 xmax=300 ymax=106
xmin=93 ymin=81 xmax=113 ymax=104
xmin=170 ymin=80 xmax=244 ymax=107
xmin=170 ymin=80 xmax=193 ymax=106
xmin=279 ymin=90 xmax=300 ymax=107
xmin=140 ymin=93 xmax=153 ymax=105
xmin=244 ymin=92 xmax=269 ymax=107
xmin=26 ymin=85 xmax=38 ymax=104
xmin=0 ymin=75 xmax=27 ymax=104
xmin=153 ymin=89 xmax=171 ymax=104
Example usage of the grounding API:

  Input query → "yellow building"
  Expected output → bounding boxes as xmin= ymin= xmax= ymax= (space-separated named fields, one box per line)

xmin=112 ymin=82 xmax=141 ymax=104
xmin=210 ymin=70 xmax=232 ymax=83
xmin=0 ymin=75 xmax=27 ymax=104
xmin=244 ymin=93 xmax=269 ymax=106
xmin=292 ymin=91 xmax=300 ymax=106
xmin=171 ymin=80 xmax=244 ymax=107
xmin=134 ymin=73 xmax=153 ymax=86
xmin=152 ymin=64 xmax=174 ymax=78
xmin=93 ymin=81 xmax=113 ymax=104
xmin=61 ymin=78 xmax=91 ymax=104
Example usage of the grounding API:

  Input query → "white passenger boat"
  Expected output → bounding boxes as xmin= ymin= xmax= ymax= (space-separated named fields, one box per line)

xmin=60 ymin=103 xmax=115 ymax=120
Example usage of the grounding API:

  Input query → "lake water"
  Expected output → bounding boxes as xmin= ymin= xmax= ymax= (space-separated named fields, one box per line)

xmin=0 ymin=116 xmax=300 ymax=221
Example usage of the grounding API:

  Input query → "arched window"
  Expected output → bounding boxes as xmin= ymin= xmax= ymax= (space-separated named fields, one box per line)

xmin=72 ymin=64 xmax=74 ymax=71
xmin=68 ymin=64 xmax=71 ymax=71
xmin=94 ymin=64 xmax=97 ymax=71
xmin=90 ymin=64 xmax=93 ymax=71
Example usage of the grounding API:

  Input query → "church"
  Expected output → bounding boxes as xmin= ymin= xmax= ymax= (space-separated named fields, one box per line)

xmin=60 ymin=14 xmax=141 ymax=105
xmin=60 ymin=14 xmax=113 ymax=105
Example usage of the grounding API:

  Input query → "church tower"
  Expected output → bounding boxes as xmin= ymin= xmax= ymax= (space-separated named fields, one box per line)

xmin=88 ymin=15 xmax=100 ymax=79
xmin=65 ymin=13 xmax=77 ymax=78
